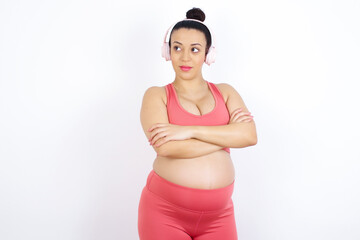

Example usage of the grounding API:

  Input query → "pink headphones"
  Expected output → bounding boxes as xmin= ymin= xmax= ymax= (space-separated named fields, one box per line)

xmin=161 ymin=18 xmax=216 ymax=66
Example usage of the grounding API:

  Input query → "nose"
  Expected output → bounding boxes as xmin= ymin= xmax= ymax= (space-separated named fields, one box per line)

xmin=181 ymin=49 xmax=191 ymax=62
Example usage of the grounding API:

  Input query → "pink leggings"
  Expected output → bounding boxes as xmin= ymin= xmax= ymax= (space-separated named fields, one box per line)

xmin=138 ymin=170 xmax=238 ymax=240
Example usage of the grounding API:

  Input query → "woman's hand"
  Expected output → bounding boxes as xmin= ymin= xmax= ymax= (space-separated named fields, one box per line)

xmin=229 ymin=108 xmax=254 ymax=124
xmin=148 ymin=123 xmax=193 ymax=147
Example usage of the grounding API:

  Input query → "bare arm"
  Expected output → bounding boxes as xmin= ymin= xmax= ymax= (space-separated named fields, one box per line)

xmin=191 ymin=122 xmax=257 ymax=148
xmin=153 ymin=139 xmax=223 ymax=159
xmin=140 ymin=86 xmax=223 ymax=159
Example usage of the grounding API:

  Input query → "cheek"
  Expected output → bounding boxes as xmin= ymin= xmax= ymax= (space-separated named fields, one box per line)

xmin=170 ymin=51 xmax=180 ymax=62
xmin=194 ymin=54 xmax=206 ymax=65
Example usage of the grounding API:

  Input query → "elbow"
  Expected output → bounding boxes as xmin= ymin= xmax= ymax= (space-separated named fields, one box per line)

xmin=152 ymin=138 xmax=170 ymax=157
xmin=155 ymin=144 xmax=174 ymax=158
xmin=153 ymin=140 xmax=180 ymax=158
xmin=156 ymin=146 xmax=168 ymax=157
xmin=247 ymin=127 xmax=258 ymax=146
xmin=233 ymin=124 xmax=258 ymax=148
xmin=155 ymin=143 xmax=185 ymax=159
xmin=249 ymin=135 xmax=258 ymax=146
xmin=247 ymin=130 xmax=258 ymax=146
xmin=235 ymin=133 xmax=257 ymax=148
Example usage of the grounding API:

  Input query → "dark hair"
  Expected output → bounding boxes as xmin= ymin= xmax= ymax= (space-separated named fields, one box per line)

xmin=169 ymin=8 xmax=212 ymax=54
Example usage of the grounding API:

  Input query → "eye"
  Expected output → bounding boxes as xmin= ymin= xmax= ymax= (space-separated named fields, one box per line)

xmin=174 ymin=46 xmax=181 ymax=51
xmin=192 ymin=47 xmax=199 ymax=53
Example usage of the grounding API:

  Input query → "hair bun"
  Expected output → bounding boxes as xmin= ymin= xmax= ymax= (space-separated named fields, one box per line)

xmin=186 ymin=8 xmax=206 ymax=22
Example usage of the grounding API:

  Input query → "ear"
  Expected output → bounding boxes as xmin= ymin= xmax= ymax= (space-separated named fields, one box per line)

xmin=161 ymin=42 xmax=171 ymax=61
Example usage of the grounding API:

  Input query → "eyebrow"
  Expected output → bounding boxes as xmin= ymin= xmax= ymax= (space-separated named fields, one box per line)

xmin=173 ymin=41 xmax=202 ymax=46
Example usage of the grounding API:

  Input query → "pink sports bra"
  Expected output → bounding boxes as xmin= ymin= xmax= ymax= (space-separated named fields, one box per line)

xmin=165 ymin=81 xmax=230 ymax=153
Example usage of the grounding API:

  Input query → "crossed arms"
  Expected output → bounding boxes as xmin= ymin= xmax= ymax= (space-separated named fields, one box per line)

xmin=140 ymin=83 xmax=257 ymax=159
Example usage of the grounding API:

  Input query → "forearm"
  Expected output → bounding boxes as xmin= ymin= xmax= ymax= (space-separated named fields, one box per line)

xmin=191 ymin=122 xmax=258 ymax=148
xmin=155 ymin=138 xmax=224 ymax=159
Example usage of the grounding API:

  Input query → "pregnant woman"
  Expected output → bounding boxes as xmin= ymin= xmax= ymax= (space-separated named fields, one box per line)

xmin=138 ymin=7 xmax=257 ymax=240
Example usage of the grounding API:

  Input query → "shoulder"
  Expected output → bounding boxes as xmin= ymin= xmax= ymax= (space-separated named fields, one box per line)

xmin=142 ymin=85 xmax=168 ymax=105
xmin=212 ymin=82 xmax=240 ymax=102
xmin=215 ymin=82 xmax=237 ymax=92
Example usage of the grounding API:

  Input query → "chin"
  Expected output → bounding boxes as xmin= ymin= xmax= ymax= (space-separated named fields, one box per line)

xmin=177 ymin=72 xmax=196 ymax=80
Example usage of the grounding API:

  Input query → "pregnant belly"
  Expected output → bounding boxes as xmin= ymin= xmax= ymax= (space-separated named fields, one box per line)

xmin=152 ymin=150 xmax=235 ymax=189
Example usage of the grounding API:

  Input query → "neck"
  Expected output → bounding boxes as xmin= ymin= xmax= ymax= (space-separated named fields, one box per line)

xmin=173 ymin=76 xmax=207 ymax=93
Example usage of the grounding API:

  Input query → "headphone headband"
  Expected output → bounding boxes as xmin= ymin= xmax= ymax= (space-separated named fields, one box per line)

xmin=163 ymin=18 xmax=212 ymax=43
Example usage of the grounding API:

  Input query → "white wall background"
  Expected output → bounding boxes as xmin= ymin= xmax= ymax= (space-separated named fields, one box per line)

xmin=1 ymin=0 xmax=359 ymax=239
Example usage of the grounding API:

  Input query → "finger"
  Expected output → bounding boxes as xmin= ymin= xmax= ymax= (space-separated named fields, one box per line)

xmin=155 ymin=136 xmax=170 ymax=147
xmin=148 ymin=124 xmax=159 ymax=132
xmin=233 ymin=115 xmax=253 ymax=123
xmin=233 ymin=111 xmax=249 ymax=118
xmin=148 ymin=123 xmax=168 ymax=132
xmin=230 ymin=108 xmax=243 ymax=122
xmin=235 ymin=114 xmax=253 ymax=121
xmin=149 ymin=126 xmax=168 ymax=141
xmin=230 ymin=108 xmax=242 ymax=118
xmin=233 ymin=110 xmax=250 ymax=118
xmin=151 ymin=131 xmax=168 ymax=145
xmin=233 ymin=107 xmax=243 ymax=114
xmin=232 ymin=112 xmax=251 ymax=122
xmin=149 ymin=130 xmax=164 ymax=144
xmin=149 ymin=128 xmax=167 ymax=142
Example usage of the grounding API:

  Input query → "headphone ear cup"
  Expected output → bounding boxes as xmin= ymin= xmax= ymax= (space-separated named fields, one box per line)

xmin=205 ymin=46 xmax=216 ymax=65
xmin=161 ymin=42 xmax=171 ymax=61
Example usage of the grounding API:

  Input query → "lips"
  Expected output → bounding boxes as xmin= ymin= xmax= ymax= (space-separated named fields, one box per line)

xmin=180 ymin=66 xmax=192 ymax=72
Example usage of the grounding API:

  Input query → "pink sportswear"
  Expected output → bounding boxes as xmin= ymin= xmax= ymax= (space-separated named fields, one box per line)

xmin=138 ymin=170 xmax=237 ymax=240
xmin=165 ymin=81 xmax=231 ymax=153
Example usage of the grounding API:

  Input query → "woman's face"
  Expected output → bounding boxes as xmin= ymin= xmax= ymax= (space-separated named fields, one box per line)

xmin=170 ymin=28 xmax=207 ymax=80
